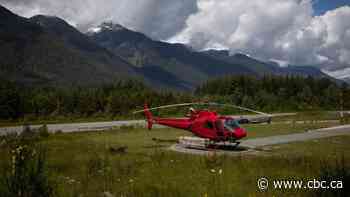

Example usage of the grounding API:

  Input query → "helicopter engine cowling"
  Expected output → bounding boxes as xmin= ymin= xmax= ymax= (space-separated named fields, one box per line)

xmin=233 ymin=127 xmax=247 ymax=139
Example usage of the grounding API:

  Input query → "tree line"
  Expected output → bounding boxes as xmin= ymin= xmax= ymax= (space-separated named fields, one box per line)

xmin=0 ymin=80 xmax=194 ymax=120
xmin=196 ymin=75 xmax=350 ymax=112
xmin=0 ymin=75 xmax=349 ymax=121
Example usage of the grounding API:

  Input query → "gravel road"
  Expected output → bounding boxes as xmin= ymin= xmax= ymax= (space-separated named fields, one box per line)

xmin=0 ymin=113 xmax=296 ymax=135
xmin=0 ymin=120 xmax=147 ymax=135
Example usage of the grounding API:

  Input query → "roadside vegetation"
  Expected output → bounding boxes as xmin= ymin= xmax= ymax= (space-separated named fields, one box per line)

xmin=0 ymin=125 xmax=54 ymax=197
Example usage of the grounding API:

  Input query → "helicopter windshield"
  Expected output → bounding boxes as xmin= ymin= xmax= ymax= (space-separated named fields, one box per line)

xmin=224 ymin=119 xmax=240 ymax=132
xmin=215 ymin=120 xmax=224 ymax=133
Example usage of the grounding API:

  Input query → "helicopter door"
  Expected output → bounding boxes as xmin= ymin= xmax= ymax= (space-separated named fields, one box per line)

xmin=215 ymin=120 xmax=224 ymax=136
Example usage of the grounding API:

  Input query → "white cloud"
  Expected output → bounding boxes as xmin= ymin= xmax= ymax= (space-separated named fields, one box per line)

xmin=0 ymin=0 xmax=198 ymax=40
xmin=170 ymin=0 xmax=314 ymax=54
xmin=323 ymin=67 xmax=350 ymax=79
xmin=170 ymin=0 xmax=350 ymax=77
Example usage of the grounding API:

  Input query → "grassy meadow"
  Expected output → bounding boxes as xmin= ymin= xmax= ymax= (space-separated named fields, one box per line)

xmin=0 ymin=121 xmax=349 ymax=197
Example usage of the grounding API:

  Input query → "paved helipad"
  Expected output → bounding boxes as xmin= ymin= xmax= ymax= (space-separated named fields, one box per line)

xmin=170 ymin=124 xmax=350 ymax=155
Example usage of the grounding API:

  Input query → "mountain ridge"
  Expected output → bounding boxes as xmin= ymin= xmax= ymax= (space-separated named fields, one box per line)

xmin=0 ymin=4 xmax=338 ymax=90
xmin=89 ymin=22 xmax=332 ymax=88
xmin=0 ymin=6 xmax=138 ymax=86
xmin=88 ymin=22 xmax=259 ymax=89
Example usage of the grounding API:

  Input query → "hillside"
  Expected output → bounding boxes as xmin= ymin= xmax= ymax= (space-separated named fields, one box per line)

xmin=88 ymin=22 xmax=255 ymax=89
xmin=0 ymin=5 xmax=137 ymax=86
xmin=202 ymin=50 xmax=330 ymax=78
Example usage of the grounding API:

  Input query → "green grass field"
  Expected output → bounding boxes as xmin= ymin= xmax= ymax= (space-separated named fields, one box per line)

xmin=0 ymin=122 xmax=349 ymax=197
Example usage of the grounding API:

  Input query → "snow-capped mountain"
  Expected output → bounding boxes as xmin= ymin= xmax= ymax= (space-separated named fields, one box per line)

xmin=87 ymin=22 xmax=126 ymax=35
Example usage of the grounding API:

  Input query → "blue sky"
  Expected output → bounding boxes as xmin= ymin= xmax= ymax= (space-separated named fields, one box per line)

xmin=314 ymin=0 xmax=350 ymax=15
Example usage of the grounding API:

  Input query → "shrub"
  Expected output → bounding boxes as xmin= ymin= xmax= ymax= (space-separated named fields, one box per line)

xmin=38 ymin=124 xmax=50 ymax=138
xmin=21 ymin=123 xmax=35 ymax=137
xmin=119 ymin=124 xmax=135 ymax=130
xmin=316 ymin=157 xmax=350 ymax=197
xmin=340 ymin=113 xmax=350 ymax=125
xmin=54 ymin=130 xmax=63 ymax=135
xmin=0 ymin=145 xmax=55 ymax=197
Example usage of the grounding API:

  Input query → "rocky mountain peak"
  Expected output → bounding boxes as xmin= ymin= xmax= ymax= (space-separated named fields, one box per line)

xmin=87 ymin=22 xmax=126 ymax=34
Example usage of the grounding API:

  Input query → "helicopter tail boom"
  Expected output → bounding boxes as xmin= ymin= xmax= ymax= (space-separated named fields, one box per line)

xmin=144 ymin=103 xmax=153 ymax=130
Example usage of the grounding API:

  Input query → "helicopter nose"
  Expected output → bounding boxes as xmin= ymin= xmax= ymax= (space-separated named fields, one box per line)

xmin=234 ymin=127 xmax=247 ymax=139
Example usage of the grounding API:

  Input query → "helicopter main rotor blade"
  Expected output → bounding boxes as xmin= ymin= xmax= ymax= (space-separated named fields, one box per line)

xmin=207 ymin=102 xmax=271 ymax=116
xmin=133 ymin=102 xmax=198 ymax=114
xmin=133 ymin=102 xmax=271 ymax=117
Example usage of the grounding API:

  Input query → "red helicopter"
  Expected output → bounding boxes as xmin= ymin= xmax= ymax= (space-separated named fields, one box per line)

xmin=134 ymin=102 xmax=271 ymax=147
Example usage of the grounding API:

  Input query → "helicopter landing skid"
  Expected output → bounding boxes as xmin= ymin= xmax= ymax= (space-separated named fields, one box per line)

xmin=178 ymin=136 xmax=241 ymax=150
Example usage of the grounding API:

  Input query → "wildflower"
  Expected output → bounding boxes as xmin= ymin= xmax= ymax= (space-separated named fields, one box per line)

xmin=32 ymin=150 xmax=36 ymax=157
xmin=12 ymin=155 xmax=16 ymax=164
xmin=129 ymin=179 xmax=134 ymax=183
xmin=218 ymin=169 xmax=223 ymax=175
xmin=103 ymin=191 xmax=115 ymax=197
xmin=16 ymin=146 xmax=23 ymax=153
xmin=67 ymin=178 xmax=76 ymax=184
xmin=11 ymin=155 xmax=16 ymax=174
xmin=210 ymin=169 xmax=216 ymax=173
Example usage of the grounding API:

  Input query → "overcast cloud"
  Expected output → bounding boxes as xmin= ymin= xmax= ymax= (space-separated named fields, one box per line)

xmin=1 ymin=0 xmax=350 ymax=78
xmin=0 ymin=0 xmax=198 ymax=40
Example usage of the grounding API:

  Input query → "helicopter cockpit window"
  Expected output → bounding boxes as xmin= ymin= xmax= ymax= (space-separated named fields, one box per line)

xmin=215 ymin=120 xmax=224 ymax=132
xmin=224 ymin=119 xmax=240 ymax=132
xmin=204 ymin=121 xmax=214 ymax=129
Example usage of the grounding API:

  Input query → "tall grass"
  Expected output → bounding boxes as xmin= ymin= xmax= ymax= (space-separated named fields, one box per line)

xmin=0 ymin=127 xmax=349 ymax=197
xmin=0 ymin=128 xmax=55 ymax=197
xmin=316 ymin=157 xmax=350 ymax=197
